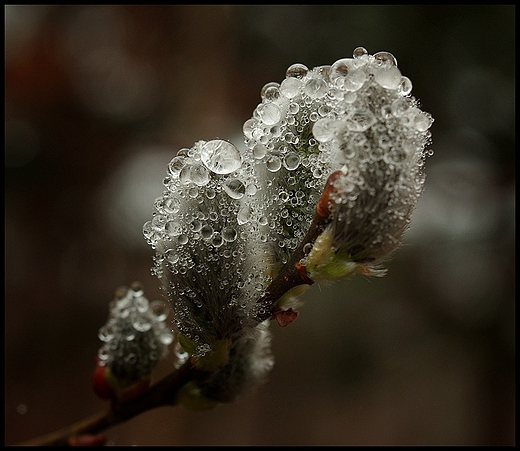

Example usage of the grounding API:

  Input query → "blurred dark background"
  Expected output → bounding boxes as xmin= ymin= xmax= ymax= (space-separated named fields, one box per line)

xmin=5 ymin=5 xmax=515 ymax=446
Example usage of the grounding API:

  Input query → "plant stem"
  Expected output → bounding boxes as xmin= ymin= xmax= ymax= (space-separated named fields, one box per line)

xmin=256 ymin=199 xmax=332 ymax=322
xmin=18 ymin=359 xmax=200 ymax=446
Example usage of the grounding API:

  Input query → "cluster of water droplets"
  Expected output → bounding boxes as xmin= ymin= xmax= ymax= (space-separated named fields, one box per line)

xmin=97 ymin=282 xmax=173 ymax=381
xmin=143 ymin=47 xmax=433 ymax=357
xmin=243 ymin=47 xmax=433 ymax=271
xmin=143 ymin=139 xmax=272 ymax=356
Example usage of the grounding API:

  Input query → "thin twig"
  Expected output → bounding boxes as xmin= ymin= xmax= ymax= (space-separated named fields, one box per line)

xmin=18 ymin=359 xmax=201 ymax=446
xmin=256 ymin=191 xmax=332 ymax=322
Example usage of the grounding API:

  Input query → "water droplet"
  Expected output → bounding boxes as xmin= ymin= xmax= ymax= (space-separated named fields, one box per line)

xmin=165 ymin=248 xmax=179 ymax=264
xmin=304 ymin=77 xmax=328 ymax=99
xmin=178 ymin=234 xmax=189 ymax=245
xmin=286 ymin=63 xmax=308 ymax=78
xmin=261 ymin=82 xmax=281 ymax=101
xmin=222 ymin=226 xmax=237 ymax=242
xmin=303 ymin=242 xmax=314 ymax=255
xmin=98 ymin=346 xmax=109 ymax=361
xmin=330 ymin=58 xmax=366 ymax=91
xmin=237 ymin=205 xmax=251 ymax=224
xmin=256 ymin=103 xmax=281 ymax=125
xmin=353 ymin=46 xmax=369 ymax=59
xmin=374 ymin=51 xmax=398 ymax=67
xmin=212 ymin=233 xmax=223 ymax=247
xmin=160 ymin=331 xmax=174 ymax=345
xmin=252 ymin=143 xmax=267 ymax=159
xmin=313 ymin=118 xmax=342 ymax=142
xmin=283 ymin=152 xmax=301 ymax=170
xmin=165 ymin=221 xmax=182 ymax=236
xmin=168 ymin=156 xmax=186 ymax=177
xmin=201 ymin=140 xmax=242 ymax=174
xmin=133 ymin=317 xmax=152 ymax=332
xmin=163 ymin=197 xmax=181 ymax=214
xmin=266 ymin=155 xmax=282 ymax=172
xmin=346 ymin=110 xmax=377 ymax=132
xmin=189 ymin=163 xmax=210 ymax=186
xmin=179 ymin=165 xmax=192 ymax=184
xmin=98 ymin=324 xmax=115 ymax=342
xmin=190 ymin=219 xmax=202 ymax=232
xmin=391 ymin=97 xmax=411 ymax=116
xmin=135 ymin=295 xmax=149 ymax=313
xmin=201 ymin=225 xmax=213 ymax=239
xmin=130 ymin=281 xmax=144 ymax=296
xmin=205 ymin=187 xmax=216 ymax=199
xmin=413 ymin=111 xmax=433 ymax=132
xmin=280 ymin=77 xmax=301 ymax=98
xmin=398 ymin=76 xmax=413 ymax=96
xmin=373 ymin=63 xmax=402 ymax=90
xmin=243 ymin=118 xmax=255 ymax=139
xmin=223 ymin=178 xmax=245 ymax=199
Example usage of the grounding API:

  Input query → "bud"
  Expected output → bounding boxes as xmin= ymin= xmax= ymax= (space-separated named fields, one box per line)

xmin=144 ymin=140 xmax=273 ymax=364
xmin=243 ymin=47 xmax=433 ymax=283
xmin=143 ymin=48 xmax=432 ymax=401
xmin=94 ymin=283 xmax=173 ymax=401
xmin=177 ymin=322 xmax=274 ymax=409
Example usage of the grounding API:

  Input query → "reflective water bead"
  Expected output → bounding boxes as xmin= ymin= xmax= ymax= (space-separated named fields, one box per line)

xmin=212 ymin=233 xmax=223 ymax=247
xmin=164 ymin=248 xmax=179 ymax=264
xmin=133 ymin=317 xmax=152 ymax=332
xmin=398 ymin=76 xmax=413 ymax=96
xmin=391 ymin=97 xmax=411 ymax=117
xmin=98 ymin=324 xmax=116 ymax=342
xmin=190 ymin=219 xmax=202 ymax=232
xmin=165 ymin=220 xmax=182 ymax=236
xmin=413 ymin=111 xmax=433 ymax=132
xmin=283 ymin=152 xmax=301 ymax=170
xmin=142 ymin=221 xmax=153 ymax=238
xmin=205 ymin=187 xmax=216 ymax=199
xmin=288 ymin=102 xmax=300 ymax=115
xmin=167 ymin=156 xmax=186 ymax=177
xmin=149 ymin=300 xmax=169 ymax=321
xmin=374 ymin=51 xmax=398 ymax=67
xmin=304 ymin=77 xmax=328 ymax=99
xmin=98 ymin=346 xmax=109 ymax=361
xmin=243 ymin=118 xmax=255 ymax=139
xmin=330 ymin=58 xmax=366 ymax=91
xmin=318 ymin=105 xmax=331 ymax=116
xmin=373 ymin=63 xmax=402 ymax=90
xmin=223 ymin=178 xmax=246 ymax=199
xmin=131 ymin=281 xmax=145 ymax=296
xmin=189 ymin=163 xmax=210 ymax=186
xmin=200 ymin=225 xmax=213 ymax=239
xmin=313 ymin=118 xmax=342 ymax=142
xmin=256 ymin=103 xmax=281 ymax=125
xmin=163 ymin=196 xmax=180 ymax=214
xmin=280 ymin=77 xmax=301 ymax=98
xmin=200 ymin=139 xmax=242 ymax=174
xmin=266 ymin=155 xmax=282 ymax=172
xmin=260 ymin=82 xmax=281 ymax=101
xmin=252 ymin=143 xmax=267 ymax=159
xmin=286 ymin=63 xmax=309 ymax=78
xmin=346 ymin=110 xmax=377 ymax=132
xmin=222 ymin=226 xmax=237 ymax=242
xmin=237 ymin=204 xmax=251 ymax=224
xmin=353 ymin=46 xmax=369 ymax=59
xmin=179 ymin=165 xmax=192 ymax=184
